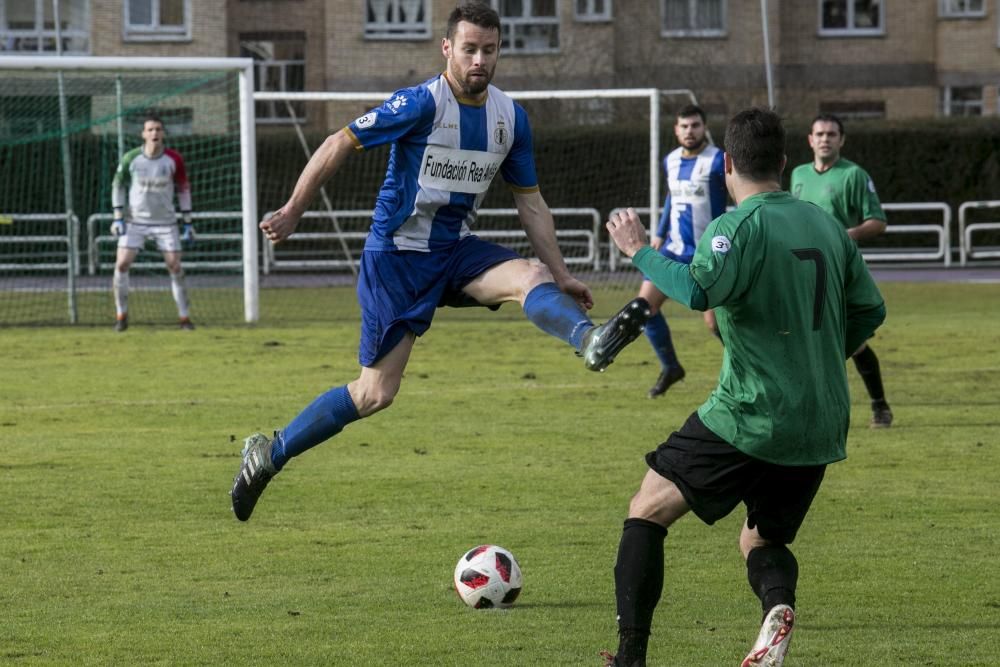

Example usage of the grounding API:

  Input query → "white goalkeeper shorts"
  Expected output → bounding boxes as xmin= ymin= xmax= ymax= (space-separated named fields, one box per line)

xmin=117 ymin=222 xmax=181 ymax=253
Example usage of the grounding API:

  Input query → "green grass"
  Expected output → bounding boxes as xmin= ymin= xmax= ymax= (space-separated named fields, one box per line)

xmin=2 ymin=281 xmax=999 ymax=665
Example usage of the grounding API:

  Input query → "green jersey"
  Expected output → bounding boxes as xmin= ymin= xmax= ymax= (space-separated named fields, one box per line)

xmin=789 ymin=158 xmax=886 ymax=229
xmin=632 ymin=191 xmax=885 ymax=465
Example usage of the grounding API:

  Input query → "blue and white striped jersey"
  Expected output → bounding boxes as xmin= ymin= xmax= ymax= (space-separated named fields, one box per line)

xmin=655 ymin=144 xmax=727 ymax=263
xmin=345 ymin=73 xmax=538 ymax=253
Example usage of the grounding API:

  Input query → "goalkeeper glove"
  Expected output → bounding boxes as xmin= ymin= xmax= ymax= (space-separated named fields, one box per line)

xmin=111 ymin=219 xmax=126 ymax=237
xmin=181 ymin=223 xmax=196 ymax=247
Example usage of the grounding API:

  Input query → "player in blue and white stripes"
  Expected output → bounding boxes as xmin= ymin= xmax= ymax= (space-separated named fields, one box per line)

xmin=641 ymin=105 xmax=726 ymax=398
xmin=230 ymin=2 xmax=650 ymax=521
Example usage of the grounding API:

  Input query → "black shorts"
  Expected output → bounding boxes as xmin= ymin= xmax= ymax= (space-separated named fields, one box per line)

xmin=646 ymin=413 xmax=826 ymax=544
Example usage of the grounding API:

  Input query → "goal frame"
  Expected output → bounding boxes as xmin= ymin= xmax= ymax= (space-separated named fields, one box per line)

xmin=0 ymin=55 xmax=260 ymax=322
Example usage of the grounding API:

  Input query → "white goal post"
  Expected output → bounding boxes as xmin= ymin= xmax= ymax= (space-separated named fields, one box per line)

xmin=0 ymin=55 xmax=260 ymax=323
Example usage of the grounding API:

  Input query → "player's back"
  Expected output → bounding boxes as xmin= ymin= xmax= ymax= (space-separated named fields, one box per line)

xmin=694 ymin=192 xmax=875 ymax=465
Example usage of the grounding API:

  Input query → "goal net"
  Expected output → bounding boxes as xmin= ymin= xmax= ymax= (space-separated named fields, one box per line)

xmin=254 ymin=88 xmax=702 ymax=318
xmin=0 ymin=56 xmax=258 ymax=326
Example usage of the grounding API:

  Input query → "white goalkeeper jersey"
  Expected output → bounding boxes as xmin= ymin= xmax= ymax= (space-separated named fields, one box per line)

xmin=112 ymin=147 xmax=191 ymax=225
xmin=344 ymin=73 xmax=539 ymax=253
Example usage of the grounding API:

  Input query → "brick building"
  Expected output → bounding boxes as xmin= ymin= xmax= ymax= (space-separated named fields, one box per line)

xmin=3 ymin=0 xmax=999 ymax=120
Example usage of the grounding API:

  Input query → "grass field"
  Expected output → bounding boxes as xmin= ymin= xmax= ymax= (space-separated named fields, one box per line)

xmin=2 ymin=280 xmax=999 ymax=666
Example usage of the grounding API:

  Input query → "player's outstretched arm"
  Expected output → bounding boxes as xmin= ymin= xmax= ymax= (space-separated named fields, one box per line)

xmin=609 ymin=208 xmax=709 ymax=311
xmin=513 ymin=190 xmax=593 ymax=310
xmin=261 ymin=130 xmax=356 ymax=244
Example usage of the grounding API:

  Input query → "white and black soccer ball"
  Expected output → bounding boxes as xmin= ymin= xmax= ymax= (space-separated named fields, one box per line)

xmin=453 ymin=544 xmax=523 ymax=609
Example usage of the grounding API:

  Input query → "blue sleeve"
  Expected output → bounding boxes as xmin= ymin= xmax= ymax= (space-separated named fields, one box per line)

xmin=656 ymin=193 xmax=671 ymax=238
xmin=347 ymin=86 xmax=432 ymax=151
xmin=500 ymin=103 xmax=539 ymax=190
xmin=655 ymin=157 xmax=671 ymax=238
xmin=709 ymin=149 xmax=727 ymax=217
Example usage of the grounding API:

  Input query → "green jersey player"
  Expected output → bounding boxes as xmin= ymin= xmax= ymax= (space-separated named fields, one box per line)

xmin=791 ymin=114 xmax=892 ymax=428
xmin=599 ymin=108 xmax=885 ymax=667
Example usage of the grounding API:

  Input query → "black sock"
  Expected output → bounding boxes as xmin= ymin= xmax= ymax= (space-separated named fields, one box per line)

xmin=614 ymin=518 xmax=668 ymax=663
xmin=852 ymin=345 xmax=887 ymax=404
xmin=746 ymin=545 xmax=798 ymax=616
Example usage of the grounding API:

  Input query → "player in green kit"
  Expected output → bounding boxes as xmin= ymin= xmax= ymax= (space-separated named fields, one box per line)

xmin=790 ymin=114 xmax=893 ymax=428
xmin=598 ymin=108 xmax=886 ymax=667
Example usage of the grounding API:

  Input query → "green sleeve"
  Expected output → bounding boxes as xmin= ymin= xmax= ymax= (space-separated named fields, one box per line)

xmin=632 ymin=246 xmax=709 ymax=311
xmin=852 ymin=167 xmax=886 ymax=222
xmin=843 ymin=238 xmax=887 ymax=355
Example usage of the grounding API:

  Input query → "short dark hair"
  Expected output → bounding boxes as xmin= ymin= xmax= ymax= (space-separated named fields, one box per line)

xmin=676 ymin=104 xmax=706 ymax=123
xmin=810 ymin=113 xmax=844 ymax=136
xmin=142 ymin=112 xmax=164 ymax=129
xmin=446 ymin=2 xmax=501 ymax=40
xmin=723 ymin=108 xmax=786 ymax=182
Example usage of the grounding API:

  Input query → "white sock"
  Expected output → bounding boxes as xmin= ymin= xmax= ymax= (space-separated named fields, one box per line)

xmin=171 ymin=271 xmax=190 ymax=319
xmin=113 ymin=269 xmax=129 ymax=317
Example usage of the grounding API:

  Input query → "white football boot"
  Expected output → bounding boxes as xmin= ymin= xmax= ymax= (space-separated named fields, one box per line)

xmin=741 ymin=604 xmax=794 ymax=667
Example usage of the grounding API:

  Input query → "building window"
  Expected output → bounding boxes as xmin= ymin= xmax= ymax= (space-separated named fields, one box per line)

xmin=365 ymin=0 xmax=429 ymax=39
xmin=0 ymin=0 xmax=89 ymax=54
xmin=492 ymin=0 xmax=560 ymax=54
xmin=819 ymin=0 xmax=884 ymax=36
xmin=661 ymin=0 xmax=727 ymax=38
xmin=124 ymin=0 xmax=191 ymax=41
xmin=819 ymin=100 xmax=886 ymax=120
xmin=938 ymin=0 xmax=985 ymax=17
xmin=941 ymin=86 xmax=983 ymax=116
xmin=575 ymin=0 xmax=611 ymax=22
xmin=241 ymin=33 xmax=307 ymax=124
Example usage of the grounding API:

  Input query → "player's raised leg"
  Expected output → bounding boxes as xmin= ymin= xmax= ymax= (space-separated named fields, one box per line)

xmin=460 ymin=256 xmax=596 ymax=351
xmin=580 ymin=297 xmax=653 ymax=373
xmin=464 ymin=256 xmax=649 ymax=372
xmin=230 ymin=332 xmax=414 ymax=522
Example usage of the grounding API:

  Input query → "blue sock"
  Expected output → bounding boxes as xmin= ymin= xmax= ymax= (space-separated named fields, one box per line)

xmin=271 ymin=385 xmax=359 ymax=470
xmin=645 ymin=311 xmax=680 ymax=370
xmin=522 ymin=282 xmax=593 ymax=350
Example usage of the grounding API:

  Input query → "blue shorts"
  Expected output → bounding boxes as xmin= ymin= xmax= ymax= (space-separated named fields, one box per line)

xmin=356 ymin=235 xmax=520 ymax=367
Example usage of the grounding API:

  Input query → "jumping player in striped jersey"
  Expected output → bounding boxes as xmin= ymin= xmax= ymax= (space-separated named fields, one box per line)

xmin=642 ymin=105 xmax=726 ymax=398
xmin=110 ymin=113 xmax=196 ymax=331
xmin=229 ymin=1 xmax=650 ymax=522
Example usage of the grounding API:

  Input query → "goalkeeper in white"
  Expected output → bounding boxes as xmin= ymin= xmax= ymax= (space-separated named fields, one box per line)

xmin=110 ymin=113 xmax=196 ymax=331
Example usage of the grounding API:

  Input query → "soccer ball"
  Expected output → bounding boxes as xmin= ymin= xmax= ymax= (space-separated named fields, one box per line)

xmin=453 ymin=544 xmax=523 ymax=609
